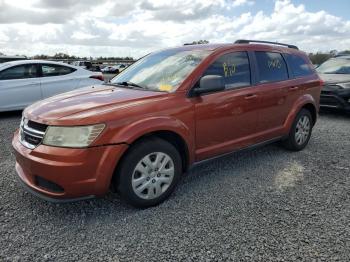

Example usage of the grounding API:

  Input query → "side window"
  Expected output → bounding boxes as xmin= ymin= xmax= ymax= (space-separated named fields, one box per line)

xmin=0 ymin=64 xmax=38 ymax=80
xmin=285 ymin=54 xmax=314 ymax=78
xmin=203 ymin=52 xmax=251 ymax=89
xmin=255 ymin=52 xmax=288 ymax=83
xmin=41 ymin=64 xmax=76 ymax=77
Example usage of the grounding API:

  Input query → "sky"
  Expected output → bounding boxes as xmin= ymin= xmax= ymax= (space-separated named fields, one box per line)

xmin=0 ymin=0 xmax=349 ymax=58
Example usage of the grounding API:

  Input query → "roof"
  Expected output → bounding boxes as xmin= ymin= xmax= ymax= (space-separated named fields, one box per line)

xmin=0 ymin=59 xmax=77 ymax=69
xmin=0 ymin=55 xmax=26 ymax=59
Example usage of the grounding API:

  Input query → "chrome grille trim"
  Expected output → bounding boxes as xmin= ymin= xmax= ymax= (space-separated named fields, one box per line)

xmin=19 ymin=117 xmax=47 ymax=149
xmin=22 ymin=125 xmax=45 ymax=136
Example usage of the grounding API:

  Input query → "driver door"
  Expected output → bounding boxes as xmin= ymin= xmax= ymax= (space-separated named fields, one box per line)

xmin=193 ymin=51 xmax=260 ymax=161
xmin=0 ymin=64 xmax=41 ymax=111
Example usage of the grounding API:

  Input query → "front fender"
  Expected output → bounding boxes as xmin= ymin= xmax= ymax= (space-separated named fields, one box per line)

xmin=283 ymin=94 xmax=317 ymax=132
xmin=110 ymin=116 xmax=194 ymax=162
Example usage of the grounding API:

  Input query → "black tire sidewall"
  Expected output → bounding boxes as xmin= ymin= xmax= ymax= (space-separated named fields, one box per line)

xmin=117 ymin=138 xmax=182 ymax=208
xmin=288 ymin=109 xmax=313 ymax=151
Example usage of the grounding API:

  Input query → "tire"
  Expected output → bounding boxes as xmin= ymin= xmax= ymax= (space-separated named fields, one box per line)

xmin=282 ymin=109 xmax=313 ymax=151
xmin=116 ymin=137 xmax=182 ymax=208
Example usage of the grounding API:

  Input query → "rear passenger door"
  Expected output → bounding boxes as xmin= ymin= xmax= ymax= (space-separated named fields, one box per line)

xmin=253 ymin=51 xmax=292 ymax=137
xmin=0 ymin=64 xmax=41 ymax=110
xmin=39 ymin=64 xmax=79 ymax=98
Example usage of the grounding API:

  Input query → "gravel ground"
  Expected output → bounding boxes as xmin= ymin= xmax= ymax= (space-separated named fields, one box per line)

xmin=0 ymin=111 xmax=349 ymax=261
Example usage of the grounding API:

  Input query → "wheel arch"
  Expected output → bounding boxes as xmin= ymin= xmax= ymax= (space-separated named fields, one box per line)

xmin=301 ymin=103 xmax=317 ymax=126
xmin=284 ymin=94 xmax=318 ymax=131
xmin=109 ymin=118 xmax=193 ymax=190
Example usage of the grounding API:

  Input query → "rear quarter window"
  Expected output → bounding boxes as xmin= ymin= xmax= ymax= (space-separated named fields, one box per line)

xmin=41 ymin=64 xmax=76 ymax=77
xmin=255 ymin=52 xmax=288 ymax=83
xmin=285 ymin=53 xmax=314 ymax=78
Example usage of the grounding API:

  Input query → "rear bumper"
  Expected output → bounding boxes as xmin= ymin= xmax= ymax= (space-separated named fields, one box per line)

xmin=320 ymin=88 xmax=350 ymax=111
xmin=12 ymin=130 xmax=128 ymax=201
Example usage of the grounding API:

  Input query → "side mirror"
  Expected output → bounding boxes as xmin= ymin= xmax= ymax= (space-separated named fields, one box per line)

xmin=193 ymin=75 xmax=225 ymax=95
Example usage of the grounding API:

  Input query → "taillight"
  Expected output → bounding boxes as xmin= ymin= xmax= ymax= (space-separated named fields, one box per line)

xmin=319 ymin=79 xmax=325 ymax=87
xmin=90 ymin=75 xmax=104 ymax=81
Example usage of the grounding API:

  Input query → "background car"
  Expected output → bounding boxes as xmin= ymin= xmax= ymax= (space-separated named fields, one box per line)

xmin=317 ymin=55 xmax=350 ymax=111
xmin=72 ymin=61 xmax=101 ymax=72
xmin=101 ymin=64 xmax=127 ymax=74
xmin=0 ymin=60 xmax=104 ymax=112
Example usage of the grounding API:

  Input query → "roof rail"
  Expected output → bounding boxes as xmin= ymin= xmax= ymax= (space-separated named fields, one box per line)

xmin=234 ymin=39 xmax=299 ymax=50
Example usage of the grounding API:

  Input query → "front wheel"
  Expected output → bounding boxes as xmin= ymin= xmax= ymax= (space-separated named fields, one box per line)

xmin=116 ymin=138 xmax=182 ymax=208
xmin=282 ymin=109 xmax=313 ymax=151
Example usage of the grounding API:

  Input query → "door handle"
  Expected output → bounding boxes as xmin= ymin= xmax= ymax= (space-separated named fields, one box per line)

xmin=289 ymin=86 xmax=299 ymax=91
xmin=244 ymin=94 xmax=258 ymax=100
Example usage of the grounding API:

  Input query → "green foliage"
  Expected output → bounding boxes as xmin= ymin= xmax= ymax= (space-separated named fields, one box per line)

xmin=184 ymin=40 xmax=209 ymax=45
xmin=308 ymin=53 xmax=332 ymax=65
xmin=308 ymin=50 xmax=350 ymax=65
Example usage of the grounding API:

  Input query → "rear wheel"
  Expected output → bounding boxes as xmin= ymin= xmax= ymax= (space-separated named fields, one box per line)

xmin=116 ymin=137 xmax=182 ymax=208
xmin=282 ymin=109 xmax=313 ymax=151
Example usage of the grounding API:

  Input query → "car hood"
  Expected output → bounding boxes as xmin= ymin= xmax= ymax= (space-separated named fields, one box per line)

xmin=319 ymin=73 xmax=350 ymax=85
xmin=24 ymin=85 xmax=166 ymax=125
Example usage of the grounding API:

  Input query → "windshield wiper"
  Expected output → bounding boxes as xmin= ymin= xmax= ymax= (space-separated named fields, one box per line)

xmin=103 ymin=82 xmax=147 ymax=90
xmin=115 ymin=81 xmax=148 ymax=90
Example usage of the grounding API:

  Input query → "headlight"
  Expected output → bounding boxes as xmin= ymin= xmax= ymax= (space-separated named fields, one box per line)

xmin=43 ymin=124 xmax=105 ymax=148
xmin=338 ymin=82 xmax=350 ymax=89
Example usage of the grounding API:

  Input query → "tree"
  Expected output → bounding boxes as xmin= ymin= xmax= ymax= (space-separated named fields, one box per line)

xmin=33 ymin=54 xmax=49 ymax=59
xmin=309 ymin=52 xmax=332 ymax=65
xmin=184 ymin=40 xmax=209 ymax=45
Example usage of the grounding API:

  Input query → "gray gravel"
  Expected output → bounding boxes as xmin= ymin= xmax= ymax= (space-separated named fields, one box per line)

xmin=0 ymin=111 xmax=349 ymax=261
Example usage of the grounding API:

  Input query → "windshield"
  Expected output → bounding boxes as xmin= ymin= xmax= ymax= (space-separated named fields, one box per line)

xmin=110 ymin=49 xmax=211 ymax=92
xmin=316 ymin=58 xmax=350 ymax=74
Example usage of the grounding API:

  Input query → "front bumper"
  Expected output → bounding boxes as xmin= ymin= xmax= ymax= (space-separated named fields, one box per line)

xmin=12 ymin=130 xmax=128 ymax=202
xmin=320 ymin=86 xmax=350 ymax=111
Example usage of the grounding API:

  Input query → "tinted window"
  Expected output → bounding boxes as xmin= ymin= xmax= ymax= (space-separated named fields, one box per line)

xmin=203 ymin=52 xmax=251 ymax=89
xmin=0 ymin=64 xmax=38 ymax=80
xmin=255 ymin=52 xmax=288 ymax=83
xmin=42 ymin=64 xmax=75 ymax=77
xmin=286 ymin=54 xmax=314 ymax=77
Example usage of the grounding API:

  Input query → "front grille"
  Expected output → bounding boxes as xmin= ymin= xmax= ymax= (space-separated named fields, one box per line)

xmin=35 ymin=176 xmax=64 ymax=193
xmin=19 ymin=118 xmax=48 ymax=149
xmin=322 ymin=84 xmax=342 ymax=92
xmin=320 ymin=95 xmax=342 ymax=107
xmin=27 ymin=120 xmax=47 ymax=132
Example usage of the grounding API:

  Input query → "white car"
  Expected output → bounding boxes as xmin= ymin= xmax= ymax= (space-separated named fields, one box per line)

xmin=101 ymin=64 xmax=127 ymax=74
xmin=0 ymin=60 xmax=104 ymax=112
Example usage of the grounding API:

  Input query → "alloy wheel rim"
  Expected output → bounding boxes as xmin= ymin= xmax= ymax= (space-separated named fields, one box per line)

xmin=295 ymin=115 xmax=311 ymax=145
xmin=132 ymin=152 xmax=175 ymax=200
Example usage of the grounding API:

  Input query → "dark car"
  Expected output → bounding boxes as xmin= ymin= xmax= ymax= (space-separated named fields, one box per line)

xmin=317 ymin=55 xmax=350 ymax=111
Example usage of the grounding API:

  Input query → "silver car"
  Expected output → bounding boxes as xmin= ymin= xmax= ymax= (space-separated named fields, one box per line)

xmin=0 ymin=60 xmax=104 ymax=112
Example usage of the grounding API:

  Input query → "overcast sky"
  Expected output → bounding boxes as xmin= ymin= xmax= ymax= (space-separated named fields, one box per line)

xmin=0 ymin=0 xmax=349 ymax=58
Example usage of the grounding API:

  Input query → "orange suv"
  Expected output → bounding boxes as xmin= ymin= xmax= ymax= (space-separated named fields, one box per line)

xmin=12 ymin=40 xmax=323 ymax=207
